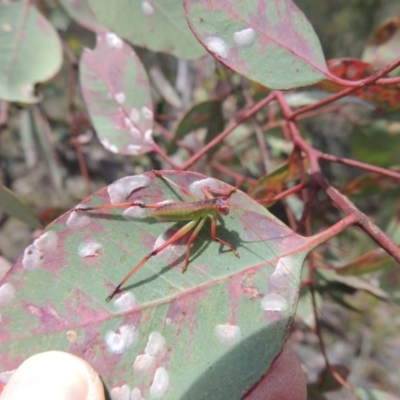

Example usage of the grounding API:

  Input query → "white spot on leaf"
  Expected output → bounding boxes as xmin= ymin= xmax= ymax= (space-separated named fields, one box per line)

xmin=129 ymin=127 xmax=141 ymax=138
xmin=78 ymin=241 xmax=102 ymax=258
xmin=141 ymin=106 xmax=153 ymax=120
xmin=189 ymin=178 xmax=221 ymax=199
xmin=115 ymin=92 xmax=126 ymax=104
xmin=144 ymin=129 xmax=153 ymax=142
xmin=133 ymin=354 xmax=156 ymax=376
xmin=233 ymin=28 xmax=256 ymax=47
xmin=126 ymin=144 xmax=143 ymax=155
xmin=123 ymin=206 xmax=148 ymax=220
xmin=150 ymin=367 xmax=169 ymax=398
xmin=105 ymin=324 xmax=138 ymax=354
xmin=22 ymin=244 xmax=43 ymax=270
xmin=153 ymin=233 xmax=175 ymax=257
xmin=261 ymin=293 xmax=288 ymax=312
xmin=141 ymin=0 xmax=155 ymax=16
xmin=145 ymin=331 xmax=166 ymax=357
xmin=270 ymin=257 xmax=295 ymax=287
xmin=130 ymin=387 xmax=144 ymax=400
xmin=114 ymin=292 xmax=136 ymax=312
xmin=0 ymin=257 xmax=12 ymax=281
xmin=0 ymin=283 xmax=15 ymax=306
xmin=110 ymin=384 xmax=130 ymax=400
xmin=22 ymin=231 xmax=59 ymax=270
xmin=215 ymin=324 xmax=241 ymax=345
xmin=100 ymin=137 xmax=119 ymax=154
xmin=130 ymin=108 xmax=140 ymax=122
xmin=108 ymin=175 xmax=150 ymax=204
xmin=204 ymin=36 xmax=229 ymax=59
xmin=106 ymin=32 xmax=123 ymax=49
xmin=66 ymin=209 xmax=91 ymax=229
xmin=34 ymin=231 xmax=58 ymax=252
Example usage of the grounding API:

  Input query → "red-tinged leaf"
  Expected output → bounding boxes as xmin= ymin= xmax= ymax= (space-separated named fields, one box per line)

xmin=88 ymin=0 xmax=206 ymax=60
xmin=336 ymin=248 xmax=395 ymax=276
xmin=319 ymin=58 xmax=400 ymax=112
xmin=362 ymin=14 xmax=400 ymax=73
xmin=80 ymin=33 xmax=154 ymax=156
xmin=0 ymin=171 xmax=331 ymax=399
xmin=0 ymin=3 xmax=62 ymax=103
xmin=248 ymin=155 xmax=309 ymax=204
xmin=184 ymin=0 xmax=327 ymax=90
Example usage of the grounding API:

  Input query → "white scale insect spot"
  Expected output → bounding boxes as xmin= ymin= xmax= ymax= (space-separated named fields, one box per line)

xmin=233 ymin=27 xmax=256 ymax=47
xmin=189 ymin=178 xmax=220 ymax=199
xmin=261 ymin=293 xmax=288 ymax=312
xmin=78 ymin=241 xmax=102 ymax=258
xmin=113 ymin=292 xmax=136 ymax=312
xmin=150 ymin=367 xmax=169 ymax=398
xmin=115 ymin=92 xmax=126 ymax=104
xmin=34 ymin=231 xmax=58 ymax=252
xmin=141 ymin=106 xmax=153 ymax=120
xmin=124 ymin=117 xmax=133 ymax=130
xmin=0 ymin=257 xmax=12 ymax=281
xmin=204 ymin=36 xmax=229 ymax=59
xmin=22 ymin=243 xmax=43 ymax=270
xmin=129 ymin=127 xmax=141 ymax=139
xmin=130 ymin=108 xmax=140 ymax=123
xmin=144 ymin=129 xmax=154 ymax=143
xmin=214 ymin=324 xmax=241 ymax=345
xmin=145 ymin=331 xmax=166 ymax=357
xmin=108 ymin=175 xmax=150 ymax=204
xmin=100 ymin=137 xmax=119 ymax=154
xmin=126 ymin=144 xmax=143 ymax=155
xmin=153 ymin=233 xmax=175 ymax=257
xmin=130 ymin=387 xmax=144 ymax=400
xmin=106 ymin=32 xmax=123 ymax=49
xmin=141 ymin=0 xmax=155 ymax=16
xmin=105 ymin=324 xmax=138 ymax=354
xmin=123 ymin=206 xmax=147 ymax=220
xmin=270 ymin=257 xmax=295 ymax=287
xmin=133 ymin=354 xmax=156 ymax=376
xmin=22 ymin=230 xmax=59 ymax=270
xmin=66 ymin=209 xmax=91 ymax=229
xmin=0 ymin=283 xmax=16 ymax=307
xmin=110 ymin=384 xmax=130 ymax=400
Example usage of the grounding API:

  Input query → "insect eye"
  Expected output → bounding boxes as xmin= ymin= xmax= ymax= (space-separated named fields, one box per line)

xmin=217 ymin=204 xmax=230 ymax=215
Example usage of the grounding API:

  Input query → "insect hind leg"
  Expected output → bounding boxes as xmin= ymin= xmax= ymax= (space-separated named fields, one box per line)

xmin=210 ymin=215 xmax=240 ymax=258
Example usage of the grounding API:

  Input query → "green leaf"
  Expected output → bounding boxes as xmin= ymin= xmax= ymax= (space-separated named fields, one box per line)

xmin=184 ymin=0 xmax=327 ymax=89
xmin=1 ymin=171 xmax=327 ymax=399
xmin=0 ymin=3 xmax=62 ymax=103
xmin=167 ymin=100 xmax=224 ymax=155
xmin=0 ymin=185 xmax=42 ymax=229
xmin=88 ymin=0 xmax=206 ymax=60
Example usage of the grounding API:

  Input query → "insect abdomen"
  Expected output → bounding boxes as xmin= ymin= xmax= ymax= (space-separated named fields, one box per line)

xmin=152 ymin=199 xmax=217 ymax=221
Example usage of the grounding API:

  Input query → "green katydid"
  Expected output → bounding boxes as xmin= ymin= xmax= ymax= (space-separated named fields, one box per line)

xmin=75 ymin=170 xmax=240 ymax=301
